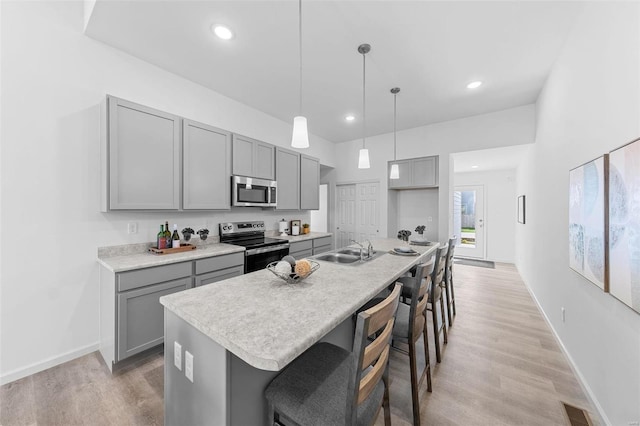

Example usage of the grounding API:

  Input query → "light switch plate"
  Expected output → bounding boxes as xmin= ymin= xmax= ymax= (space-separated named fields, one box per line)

xmin=127 ymin=222 xmax=138 ymax=234
xmin=185 ymin=351 xmax=194 ymax=383
xmin=174 ymin=342 xmax=182 ymax=371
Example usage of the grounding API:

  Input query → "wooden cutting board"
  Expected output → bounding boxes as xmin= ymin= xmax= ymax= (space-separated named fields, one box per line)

xmin=148 ymin=244 xmax=196 ymax=255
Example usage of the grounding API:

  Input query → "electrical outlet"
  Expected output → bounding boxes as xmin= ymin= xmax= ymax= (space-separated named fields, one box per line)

xmin=127 ymin=222 xmax=138 ymax=234
xmin=185 ymin=351 xmax=194 ymax=383
xmin=174 ymin=342 xmax=182 ymax=371
xmin=561 ymin=307 xmax=566 ymax=323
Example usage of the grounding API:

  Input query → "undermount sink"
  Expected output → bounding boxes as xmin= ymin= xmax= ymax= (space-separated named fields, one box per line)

xmin=315 ymin=249 xmax=385 ymax=265
xmin=314 ymin=253 xmax=361 ymax=264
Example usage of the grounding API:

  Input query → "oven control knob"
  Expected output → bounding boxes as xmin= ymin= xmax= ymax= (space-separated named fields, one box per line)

xmin=260 ymin=224 xmax=264 ymax=228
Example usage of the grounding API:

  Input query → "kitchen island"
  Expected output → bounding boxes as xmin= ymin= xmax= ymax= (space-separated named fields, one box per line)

xmin=160 ymin=238 xmax=438 ymax=426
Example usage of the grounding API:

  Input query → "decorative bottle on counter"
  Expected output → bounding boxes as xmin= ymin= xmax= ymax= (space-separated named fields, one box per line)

xmin=164 ymin=221 xmax=171 ymax=247
xmin=157 ymin=225 xmax=167 ymax=249
xmin=171 ymin=224 xmax=180 ymax=248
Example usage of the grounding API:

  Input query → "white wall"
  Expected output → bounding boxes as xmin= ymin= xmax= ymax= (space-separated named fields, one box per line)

xmin=516 ymin=2 xmax=640 ymax=424
xmin=0 ymin=1 xmax=335 ymax=383
xmin=334 ymin=105 xmax=536 ymax=241
xmin=454 ymin=169 xmax=517 ymax=263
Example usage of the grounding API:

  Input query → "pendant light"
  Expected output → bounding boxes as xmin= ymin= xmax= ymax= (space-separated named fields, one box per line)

xmin=389 ymin=87 xmax=400 ymax=179
xmin=291 ymin=0 xmax=309 ymax=148
xmin=357 ymin=44 xmax=371 ymax=169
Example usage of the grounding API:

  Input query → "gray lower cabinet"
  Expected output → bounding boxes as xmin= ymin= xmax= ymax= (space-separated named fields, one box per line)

xmin=117 ymin=277 xmax=190 ymax=361
xmin=275 ymin=147 xmax=301 ymax=210
xmin=105 ymin=96 xmax=181 ymax=210
xmin=232 ymin=134 xmax=275 ymax=180
xmin=312 ymin=236 xmax=333 ymax=255
xmin=100 ymin=252 xmax=245 ymax=371
xmin=183 ymin=120 xmax=231 ymax=210
xmin=194 ymin=252 xmax=244 ymax=286
xmin=300 ymin=155 xmax=320 ymax=210
xmin=289 ymin=240 xmax=313 ymax=259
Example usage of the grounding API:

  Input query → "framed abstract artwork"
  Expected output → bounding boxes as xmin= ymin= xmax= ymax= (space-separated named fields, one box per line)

xmin=569 ymin=155 xmax=608 ymax=291
xmin=608 ymin=138 xmax=640 ymax=313
xmin=517 ymin=195 xmax=526 ymax=224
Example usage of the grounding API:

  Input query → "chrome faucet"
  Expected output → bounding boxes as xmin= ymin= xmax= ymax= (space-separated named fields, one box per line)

xmin=350 ymin=239 xmax=374 ymax=260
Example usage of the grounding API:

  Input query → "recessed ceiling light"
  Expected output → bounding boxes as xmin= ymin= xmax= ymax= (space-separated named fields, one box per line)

xmin=467 ymin=81 xmax=482 ymax=89
xmin=212 ymin=25 xmax=234 ymax=40
xmin=345 ymin=115 xmax=355 ymax=122
xmin=471 ymin=165 xmax=479 ymax=169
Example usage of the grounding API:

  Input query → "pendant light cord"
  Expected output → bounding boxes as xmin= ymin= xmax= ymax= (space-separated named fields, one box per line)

xmin=362 ymin=51 xmax=366 ymax=149
xmin=393 ymin=92 xmax=397 ymax=160
xmin=299 ymin=0 xmax=303 ymax=116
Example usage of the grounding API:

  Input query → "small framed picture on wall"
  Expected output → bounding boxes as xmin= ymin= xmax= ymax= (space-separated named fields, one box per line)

xmin=517 ymin=195 xmax=526 ymax=224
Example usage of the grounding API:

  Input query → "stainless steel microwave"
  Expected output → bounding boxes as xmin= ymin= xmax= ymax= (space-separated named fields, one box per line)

xmin=231 ymin=175 xmax=277 ymax=207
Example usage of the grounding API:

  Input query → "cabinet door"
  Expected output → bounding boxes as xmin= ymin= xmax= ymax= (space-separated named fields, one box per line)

xmin=254 ymin=141 xmax=275 ymax=180
xmin=183 ymin=120 xmax=231 ymax=210
xmin=232 ymin=134 xmax=255 ymax=177
xmin=117 ymin=277 xmax=189 ymax=361
xmin=275 ymin=147 xmax=300 ymax=210
xmin=300 ymin=155 xmax=320 ymax=210
xmin=388 ymin=160 xmax=412 ymax=189
xmin=108 ymin=96 xmax=180 ymax=210
xmin=412 ymin=156 xmax=438 ymax=187
xmin=194 ymin=265 xmax=244 ymax=287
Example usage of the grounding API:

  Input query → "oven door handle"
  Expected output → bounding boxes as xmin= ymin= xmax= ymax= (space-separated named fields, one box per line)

xmin=245 ymin=244 xmax=290 ymax=256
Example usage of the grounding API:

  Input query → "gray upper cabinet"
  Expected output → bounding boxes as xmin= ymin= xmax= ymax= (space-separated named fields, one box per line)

xmin=300 ymin=154 xmax=320 ymax=210
xmin=275 ymin=147 xmax=301 ymax=210
xmin=232 ymin=134 xmax=275 ymax=180
xmin=107 ymin=96 xmax=180 ymax=210
xmin=183 ymin=120 xmax=231 ymax=210
xmin=388 ymin=155 xmax=439 ymax=189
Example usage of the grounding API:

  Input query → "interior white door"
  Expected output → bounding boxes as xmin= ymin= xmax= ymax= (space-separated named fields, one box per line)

xmin=357 ymin=182 xmax=380 ymax=242
xmin=454 ymin=185 xmax=485 ymax=259
xmin=336 ymin=184 xmax=357 ymax=248
xmin=335 ymin=182 xmax=380 ymax=248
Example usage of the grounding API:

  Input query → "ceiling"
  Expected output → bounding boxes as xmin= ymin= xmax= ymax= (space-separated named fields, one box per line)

xmin=85 ymin=1 xmax=582 ymax=143
xmin=452 ymin=144 xmax=532 ymax=173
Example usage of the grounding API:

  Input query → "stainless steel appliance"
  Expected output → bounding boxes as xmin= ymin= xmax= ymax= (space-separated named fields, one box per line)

xmin=231 ymin=175 xmax=277 ymax=207
xmin=219 ymin=221 xmax=289 ymax=273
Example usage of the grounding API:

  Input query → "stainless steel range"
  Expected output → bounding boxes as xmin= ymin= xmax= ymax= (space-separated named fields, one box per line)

xmin=219 ymin=221 xmax=289 ymax=273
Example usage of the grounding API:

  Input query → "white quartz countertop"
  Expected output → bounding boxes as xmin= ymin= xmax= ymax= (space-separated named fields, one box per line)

xmin=159 ymin=238 xmax=438 ymax=371
xmin=98 ymin=243 xmax=246 ymax=272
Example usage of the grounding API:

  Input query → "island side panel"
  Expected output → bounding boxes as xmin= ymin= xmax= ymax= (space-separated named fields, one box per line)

xmin=229 ymin=317 xmax=355 ymax=426
xmin=99 ymin=265 xmax=115 ymax=372
xmin=164 ymin=309 xmax=230 ymax=426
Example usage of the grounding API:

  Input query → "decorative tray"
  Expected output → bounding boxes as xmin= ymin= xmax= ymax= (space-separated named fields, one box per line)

xmin=266 ymin=260 xmax=320 ymax=284
xmin=389 ymin=247 xmax=420 ymax=256
xmin=148 ymin=244 xmax=196 ymax=255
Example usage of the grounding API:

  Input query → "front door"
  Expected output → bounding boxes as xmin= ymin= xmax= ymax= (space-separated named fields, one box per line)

xmin=453 ymin=185 xmax=485 ymax=259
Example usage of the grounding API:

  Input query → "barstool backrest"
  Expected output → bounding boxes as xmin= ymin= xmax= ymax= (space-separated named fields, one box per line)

xmin=410 ymin=259 xmax=434 ymax=341
xmin=430 ymin=246 xmax=448 ymax=302
xmin=444 ymin=236 xmax=457 ymax=283
xmin=347 ymin=284 xmax=401 ymax=424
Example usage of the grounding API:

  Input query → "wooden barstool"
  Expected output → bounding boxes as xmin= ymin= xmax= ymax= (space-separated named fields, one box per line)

xmin=428 ymin=246 xmax=448 ymax=363
xmin=443 ymin=236 xmax=457 ymax=327
xmin=265 ymin=284 xmax=402 ymax=426
xmin=392 ymin=260 xmax=434 ymax=426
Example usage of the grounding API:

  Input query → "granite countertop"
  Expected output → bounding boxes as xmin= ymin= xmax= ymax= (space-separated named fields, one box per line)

xmin=98 ymin=242 xmax=245 ymax=273
xmin=159 ymin=238 xmax=438 ymax=371
xmin=270 ymin=231 xmax=332 ymax=242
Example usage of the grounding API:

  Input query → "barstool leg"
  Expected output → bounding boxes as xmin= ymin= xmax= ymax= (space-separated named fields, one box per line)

xmin=422 ymin=315 xmax=432 ymax=392
xmin=440 ymin=294 xmax=448 ymax=345
xmin=445 ymin=277 xmax=454 ymax=327
xmin=431 ymin=304 xmax=441 ymax=363
xmin=409 ymin=341 xmax=421 ymax=426
xmin=382 ymin=371 xmax=391 ymax=426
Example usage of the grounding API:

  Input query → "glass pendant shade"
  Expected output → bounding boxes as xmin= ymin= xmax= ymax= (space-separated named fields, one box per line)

xmin=291 ymin=116 xmax=309 ymax=148
xmin=389 ymin=163 xmax=400 ymax=179
xmin=358 ymin=148 xmax=370 ymax=169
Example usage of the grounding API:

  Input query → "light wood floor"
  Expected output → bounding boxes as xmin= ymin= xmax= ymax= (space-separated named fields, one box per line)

xmin=1 ymin=263 xmax=598 ymax=425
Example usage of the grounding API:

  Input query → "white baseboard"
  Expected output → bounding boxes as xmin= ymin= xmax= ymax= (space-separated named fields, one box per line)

xmin=518 ymin=273 xmax=611 ymax=426
xmin=0 ymin=342 xmax=99 ymax=386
